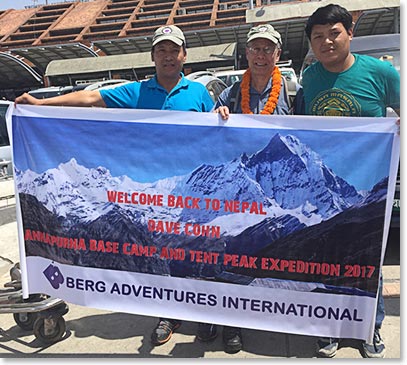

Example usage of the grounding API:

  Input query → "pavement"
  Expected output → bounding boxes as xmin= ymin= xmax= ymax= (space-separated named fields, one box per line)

xmin=0 ymin=177 xmax=400 ymax=359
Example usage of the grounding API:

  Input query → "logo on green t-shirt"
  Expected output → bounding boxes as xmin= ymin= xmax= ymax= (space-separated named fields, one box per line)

xmin=310 ymin=89 xmax=361 ymax=116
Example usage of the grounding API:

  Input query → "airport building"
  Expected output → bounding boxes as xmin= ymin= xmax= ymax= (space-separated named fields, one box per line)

xmin=0 ymin=0 xmax=400 ymax=98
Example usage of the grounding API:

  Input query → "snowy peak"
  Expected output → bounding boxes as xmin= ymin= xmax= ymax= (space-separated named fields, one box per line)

xmin=57 ymin=158 xmax=114 ymax=188
xmin=247 ymin=133 xmax=322 ymax=172
xmin=58 ymin=158 xmax=89 ymax=179
xmin=247 ymin=133 xmax=295 ymax=167
xmin=239 ymin=133 xmax=362 ymax=215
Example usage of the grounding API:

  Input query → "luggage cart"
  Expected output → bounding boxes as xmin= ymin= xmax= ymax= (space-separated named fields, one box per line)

xmin=0 ymin=263 xmax=69 ymax=344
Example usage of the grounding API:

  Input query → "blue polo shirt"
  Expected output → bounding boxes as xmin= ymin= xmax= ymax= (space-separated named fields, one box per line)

xmin=99 ymin=73 xmax=214 ymax=112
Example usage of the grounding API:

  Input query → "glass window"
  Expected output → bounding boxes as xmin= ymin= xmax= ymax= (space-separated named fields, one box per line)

xmin=0 ymin=105 xmax=10 ymax=148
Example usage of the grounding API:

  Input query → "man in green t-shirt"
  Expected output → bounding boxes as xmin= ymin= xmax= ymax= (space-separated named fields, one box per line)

xmin=302 ymin=5 xmax=399 ymax=118
xmin=302 ymin=3 xmax=400 ymax=359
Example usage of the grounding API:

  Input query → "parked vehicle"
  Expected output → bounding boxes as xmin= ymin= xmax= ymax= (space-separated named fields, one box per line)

xmin=97 ymin=80 xmax=133 ymax=91
xmin=186 ymin=71 xmax=228 ymax=103
xmin=0 ymin=100 xmax=12 ymax=178
xmin=28 ymin=86 xmax=74 ymax=99
xmin=275 ymin=60 xmax=297 ymax=83
xmin=213 ymin=69 xmax=245 ymax=87
xmin=29 ymin=79 xmax=132 ymax=99
xmin=280 ymin=67 xmax=298 ymax=84
xmin=71 ymin=79 xmax=131 ymax=92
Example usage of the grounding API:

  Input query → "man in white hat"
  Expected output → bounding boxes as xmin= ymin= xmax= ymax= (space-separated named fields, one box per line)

xmin=213 ymin=23 xmax=303 ymax=354
xmin=215 ymin=23 xmax=295 ymax=118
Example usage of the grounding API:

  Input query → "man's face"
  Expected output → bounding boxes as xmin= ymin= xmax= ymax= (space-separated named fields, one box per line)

xmin=152 ymin=40 xmax=186 ymax=78
xmin=245 ymin=39 xmax=281 ymax=78
xmin=310 ymin=22 xmax=353 ymax=70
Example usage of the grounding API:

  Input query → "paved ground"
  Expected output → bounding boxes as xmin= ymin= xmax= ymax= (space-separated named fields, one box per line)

xmin=0 ymin=178 xmax=400 ymax=358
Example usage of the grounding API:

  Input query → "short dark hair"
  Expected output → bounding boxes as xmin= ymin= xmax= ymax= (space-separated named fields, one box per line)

xmin=305 ymin=4 xmax=353 ymax=40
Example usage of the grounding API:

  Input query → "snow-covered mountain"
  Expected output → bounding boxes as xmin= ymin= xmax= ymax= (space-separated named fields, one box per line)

xmin=171 ymin=133 xmax=362 ymax=224
xmin=16 ymin=133 xmax=368 ymax=236
xmin=15 ymin=158 xmax=184 ymax=224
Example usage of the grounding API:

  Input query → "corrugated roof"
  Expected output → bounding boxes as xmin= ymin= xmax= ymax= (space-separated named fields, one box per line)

xmin=45 ymin=43 xmax=236 ymax=76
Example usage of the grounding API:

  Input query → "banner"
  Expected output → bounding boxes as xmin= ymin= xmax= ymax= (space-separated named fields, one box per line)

xmin=9 ymin=105 xmax=399 ymax=341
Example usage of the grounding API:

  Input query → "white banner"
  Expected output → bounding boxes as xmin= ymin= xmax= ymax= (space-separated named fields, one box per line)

xmin=9 ymin=105 xmax=400 ymax=341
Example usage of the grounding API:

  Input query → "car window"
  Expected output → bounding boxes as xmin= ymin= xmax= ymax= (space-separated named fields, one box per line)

xmin=217 ymin=75 xmax=228 ymax=84
xmin=280 ymin=69 xmax=297 ymax=83
xmin=213 ymin=70 xmax=245 ymax=86
xmin=206 ymin=81 xmax=218 ymax=103
xmin=0 ymin=104 xmax=10 ymax=147
xmin=230 ymin=74 xmax=243 ymax=85
xmin=206 ymin=80 xmax=227 ymax=103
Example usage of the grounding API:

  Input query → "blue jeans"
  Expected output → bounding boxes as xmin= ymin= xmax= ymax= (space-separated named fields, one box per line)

xmin=375 ymin=274 xmax=385 ymax=329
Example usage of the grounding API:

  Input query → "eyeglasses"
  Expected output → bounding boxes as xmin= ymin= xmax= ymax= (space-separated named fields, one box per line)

xmin=247 ymin=46 xmax=277 ymax=55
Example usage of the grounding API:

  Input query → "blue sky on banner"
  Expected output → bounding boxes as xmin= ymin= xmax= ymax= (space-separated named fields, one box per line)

xmin=12 ymin=115 xmax=393 ymax=191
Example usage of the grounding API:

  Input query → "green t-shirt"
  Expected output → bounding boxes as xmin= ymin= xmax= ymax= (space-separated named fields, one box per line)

xmin=302 ymin=54 xmax=400 ymax=117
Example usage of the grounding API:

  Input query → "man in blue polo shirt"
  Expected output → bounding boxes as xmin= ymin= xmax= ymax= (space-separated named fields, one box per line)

xmin=15 ymin=26 xmax=213 ymax=113
xmin=99 ymin=25 xmax=213 ymax=111
xmin=15 ymin=24 xmax=216 ymax=347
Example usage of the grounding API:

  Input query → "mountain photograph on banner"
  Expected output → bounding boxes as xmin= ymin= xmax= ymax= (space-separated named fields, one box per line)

xmin=13 ymin=117 xmax=394 ymax=298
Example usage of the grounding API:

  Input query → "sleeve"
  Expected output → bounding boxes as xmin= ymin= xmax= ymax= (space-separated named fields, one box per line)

xmin=300 ymin=67 xmax=313 ymax=115
xmin=292 ymin=87 xmax=306 ymax=115
xmin=384 ymin=63 xmax=400 ymax=112
xmin=99 ymin=82 xmax=139 ymax=109
xmin=213 ymin=84 xmax=234 ymax=110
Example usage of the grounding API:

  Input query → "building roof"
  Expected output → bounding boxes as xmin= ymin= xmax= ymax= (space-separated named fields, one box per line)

xmin=46 ymin=42 xmax=236 ymax=77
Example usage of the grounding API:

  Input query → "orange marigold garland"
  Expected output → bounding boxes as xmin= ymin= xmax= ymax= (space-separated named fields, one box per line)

xmin=240 ymin=66 xmax=282 ymax=115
